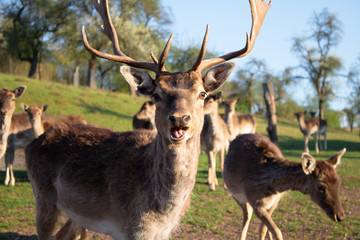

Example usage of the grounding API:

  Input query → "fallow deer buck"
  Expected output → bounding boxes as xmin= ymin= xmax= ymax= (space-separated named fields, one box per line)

xmin=224 ymin=133 xmax=345 ymax=240
xmin=25 ymin=0 xmax=270 ymax=239
xmin=294 ymin=111 xmax=327 ymax=154
xmin=21 ymin=103 xmax=87 ymax=138
xmin=221 ymin=98 xmax=256 ymax=141
xmin=132 ymin=100 xmax=156 ymax=131
xmin=0 ymin=86 xmax=27 ymax=186
xmin=200 ymin=92 xmax=229 ymax=191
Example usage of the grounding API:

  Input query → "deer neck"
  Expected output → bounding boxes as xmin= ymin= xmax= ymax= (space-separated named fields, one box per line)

xmin=296 ymin=116 xmax=308 ymax=133
xmin=205 ymin=112 xmax=222 ymax=136
xmin=0 ymin=115 xmax=11 ymax=158
xmin=31 ymin=119 xmax=45 ymax=138
xmin=148 ymin=132 xmax=200 ymax=213
xmin=268 ymin=161 xmax=311 ymax=194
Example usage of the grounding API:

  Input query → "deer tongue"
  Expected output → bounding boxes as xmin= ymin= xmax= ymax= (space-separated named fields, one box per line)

xmin=171 ymin=128 xmax=184 ymax=140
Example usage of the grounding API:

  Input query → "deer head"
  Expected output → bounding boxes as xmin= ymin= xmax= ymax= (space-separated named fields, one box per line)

xmin=21 ymin=103 xmax=48 ymax=125
xmin=301 ymin=148 xmax=346 ymax=222
xmin=203 ymin=91 xmax=223 ymax=115
xmin=82 ymin=0 xmax=270 ymax=143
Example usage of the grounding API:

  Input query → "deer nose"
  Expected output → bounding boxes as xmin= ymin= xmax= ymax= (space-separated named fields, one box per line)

xmin=169 ymin=115 xmax=191 ymax=127
xmin=336 ymin=214 xmax=344 ymax=222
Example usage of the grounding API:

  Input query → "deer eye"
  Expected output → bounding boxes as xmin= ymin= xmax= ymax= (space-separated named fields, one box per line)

xmin=151 ymin=93 xmax=161 ymax=102
xmin=199 ymin=92 xmax=207 ymax=100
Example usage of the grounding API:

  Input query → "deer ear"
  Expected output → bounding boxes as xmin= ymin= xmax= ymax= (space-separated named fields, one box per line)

xmin=301 ymin=152 xmax=316 ymax=175
xmin=214 ymin=91 xmax=222 ymax=100
xmin=120 ymin=66 xmax=155 ymax=96
xmin=20 ymin=103 xmax=28 ymax=112
xmin=42 ymin=105 xmax=49 ymax=112
xmin=326 ymin=148 xmax=346 ymax=169
xmin=13 ymin=86 xmax=26 ymax=99
xmin=203 ymin=62 xmax=235 ymax=92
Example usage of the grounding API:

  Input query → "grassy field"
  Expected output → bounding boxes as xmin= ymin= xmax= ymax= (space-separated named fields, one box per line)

xmin=0 ymin=73 xmax=359 ymax=240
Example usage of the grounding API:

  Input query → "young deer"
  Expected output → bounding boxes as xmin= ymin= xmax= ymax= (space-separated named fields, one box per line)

xmin=200 ymin=92 xmax=229 ymax=191
xmin=21 ymin=103 xmax=87 ymax=138
xmin=294 ymin=111 xmax=327 ymax=153
xmin=5 ymin=111 xmax=53 ymax=186
xmin=25 ymin=0 xmax=270 ymax=239
xmin=221 ymin=98 xmax=256 ymax=141
xmin=224 ymin=133 xmax=345 ymax=240
xmin=132 ymin=100 xmax=156 ymax=131
xmin=0 ymin=86 xmax=26 ymax=186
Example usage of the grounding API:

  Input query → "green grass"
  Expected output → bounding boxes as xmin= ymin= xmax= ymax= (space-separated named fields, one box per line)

xmin=0 ymin=73 xmax=359 ymax=239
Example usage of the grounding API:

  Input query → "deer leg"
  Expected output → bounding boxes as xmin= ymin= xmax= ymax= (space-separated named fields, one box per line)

xmin=238 ymin=201 xmax=253 ymax=240
xmin=253 ymin=206 xmax=283 ymax=240
xmin=314 ymin=133 xmax=319 ymax=154
xmin=304 ymin=135 xmax=309 ymax=153
xmin=208 ymin=151 xmax=217 ymax=191
xmin=207 ymin=151 xmax=212 ymax=186
xmin=55 ymin=219 xmax=88 ymax=240
xmin=259 ymin=203 xmax=278 ymax=240
xmin=324 ymin=132 xmax=327 ymax=150
xmin=35 ymin=197 xmax=60 ymax=240
xmin=219 ymin=148 xmax=227 ymax=189
xmin=4 ymin=145 xmax=15 ymax=186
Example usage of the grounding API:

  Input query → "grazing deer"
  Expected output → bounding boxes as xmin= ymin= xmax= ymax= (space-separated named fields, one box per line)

xmin=0 ymin=86 xmax=26 ymax=186
xmin=133 ymin=100 xmax=156 ymax=131
xmin=221 ymin=98 xmax=256 ymax=141
xmin=25 ymin=0 xmax=270 ymax=239
xmin=224 ymin=133 xmax=345 ymax=240
xmin=294 ymin=111 xmax=327 ymax=153
xmin=21 ymin=103 xmax=87 ymax=138
xmin=200 ymin=92 xmax=229 ymax=191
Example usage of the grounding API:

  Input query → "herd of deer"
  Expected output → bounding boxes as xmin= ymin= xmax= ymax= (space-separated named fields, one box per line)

xmin=0 ymin=0 xmax=346 ymax=239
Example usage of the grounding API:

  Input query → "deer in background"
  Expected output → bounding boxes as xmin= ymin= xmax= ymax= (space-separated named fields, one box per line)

xmin=294 ymin=111 xmax=327 ymax=153
xmin=21 ymin=103 xmax=87 ymax=138
xmin=200 ymin=92 xmax=229 ymax=191
xmin=224 ymin=133 xmax=345 ymax=240
xmin=25 ymin=0 xmax=270 ymax=239
xmin=221 ymin=98 xmax=256 ymax=141
xmin=0 ymin=86 xmax=27 ymax=186
xmin=133 ymin=100 xmax=156 ymax=131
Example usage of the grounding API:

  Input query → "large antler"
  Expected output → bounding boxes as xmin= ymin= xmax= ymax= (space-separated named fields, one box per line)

xmin=81 ymin=0 xmax=171 ymax=74
xmin=192 ymin=0 xmax=271 ymax=73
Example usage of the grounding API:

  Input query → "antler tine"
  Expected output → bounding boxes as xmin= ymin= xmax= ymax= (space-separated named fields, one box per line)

xmin=192 ymin=25 xmax=209 ymax=71
xmin=193 ymin=0 xmax=271 ymax=73
xmin=158 ymin=34 xmax=173 ymax=72
xmin=81 ymin=0 xmax=159 ymax=73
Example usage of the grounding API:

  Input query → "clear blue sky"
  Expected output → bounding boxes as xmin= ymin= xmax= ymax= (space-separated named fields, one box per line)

xmin=161 ymin=0 xmax=360 ymax=111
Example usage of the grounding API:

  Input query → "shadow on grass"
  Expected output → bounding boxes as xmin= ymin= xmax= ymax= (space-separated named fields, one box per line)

xmin=0 ymin=170 xmax=29 ymax=184
xmin=278 ymin=136 xmax=359 ymax=153
xmin=80 ymin=99 xmax=132 ymax=120
xmin=0 ymin=233 xmax=37 ymax=240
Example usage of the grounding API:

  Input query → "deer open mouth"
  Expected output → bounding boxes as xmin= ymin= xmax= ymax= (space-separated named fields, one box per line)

xmin=170 ymin=127 xmax=188 ymax=141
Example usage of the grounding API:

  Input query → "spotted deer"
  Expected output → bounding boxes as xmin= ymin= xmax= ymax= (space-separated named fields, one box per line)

xmin=221 ymin=98 xmax=256 ymax=141
xmin=200 ymin=92 xmax=229 ymax=191
xmin=294 ymin=111 xmax=327 ymax=153
xmin=133 ymin=100 xmax=156 ymax=131
xmin=0 ymin=86 xmax=27 ymax=186
xmin=25 ymin=0 xmax=270 ymax=239
xmin=224 ymin=133 xmax=345 ymax=240
xmin=21 ymin=103 xmax=87 ymax=138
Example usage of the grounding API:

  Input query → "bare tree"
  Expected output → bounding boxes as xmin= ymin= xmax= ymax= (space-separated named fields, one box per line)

xmin=291 ymin=8 xmax=343 ymax=120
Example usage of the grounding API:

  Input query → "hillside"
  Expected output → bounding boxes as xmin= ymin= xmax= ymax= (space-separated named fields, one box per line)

xmin=0 ymin=73 xmax=359 ymax=240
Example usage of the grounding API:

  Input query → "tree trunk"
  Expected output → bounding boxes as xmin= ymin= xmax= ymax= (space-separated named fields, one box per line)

xmin=263 ymin=82 xmax=278 ymax=144
xmin=28 ymin=55 xmax=38 ymax=79
xmin=8 ymin=55 xmax=13 ymax=74
xmin=87 ymin=56 xmax=97 ymax=89
xmin=319 ymin=98 xmax=325 ymax=120
xmin=73 ymin=65 xmax=80 ymax=87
